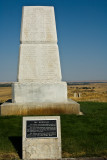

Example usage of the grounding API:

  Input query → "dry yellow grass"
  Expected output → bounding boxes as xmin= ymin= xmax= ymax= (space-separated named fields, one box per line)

xmin=0 ymin=152 xmax=19 ymax=160
xmin=0 ymin=87 xmax=12 ymax=103
xmin=68 ymin=83 xmax=107 ymax=102
xmin=0 ymin=83 xmax=107 ymax=103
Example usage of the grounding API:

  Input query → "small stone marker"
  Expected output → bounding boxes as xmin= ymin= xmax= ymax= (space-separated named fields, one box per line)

xmin=74 ymin=93 xmax=77 ymax=97
xmin=23 ymin=116 xmax=61 ymax=159
xmin=79 ymin=93 xmax=81 ymax=97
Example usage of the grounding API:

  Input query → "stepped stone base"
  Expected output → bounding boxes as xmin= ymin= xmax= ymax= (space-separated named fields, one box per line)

xmin=0 ymin=100 xmax=80 ymax=116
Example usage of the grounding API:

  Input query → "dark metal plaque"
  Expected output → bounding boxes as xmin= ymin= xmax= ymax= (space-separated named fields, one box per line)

xmin=26 ymin=120 xmax=57 ymax=138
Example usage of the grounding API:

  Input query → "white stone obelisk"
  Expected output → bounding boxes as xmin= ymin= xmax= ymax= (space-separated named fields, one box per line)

xmin=12 ymin=6 xmax=67 ymax=103
xmin=1 ymin=6 xmax=80 ymax=116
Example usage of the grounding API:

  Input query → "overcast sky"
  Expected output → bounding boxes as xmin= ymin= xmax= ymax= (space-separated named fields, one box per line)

xmin=0 ymin=0 xmax=107 ymax=82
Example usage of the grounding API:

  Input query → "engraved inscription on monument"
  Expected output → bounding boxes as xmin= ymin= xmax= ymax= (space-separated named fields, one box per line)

xmin=26 ymin=120 xmax=57 ymax=138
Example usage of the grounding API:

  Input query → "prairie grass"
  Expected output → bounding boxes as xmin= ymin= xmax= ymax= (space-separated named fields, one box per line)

xmin=61 ymin=102 xmax=107 ymax=158
xmin=68 ymin=83 xmax=107 ymax=102
xmin=0 ymin=87 xmax=12 ymax=103
xmin=0 ymin=152 xmax=19 ymax=160
xmin=0 ymin=102 xmax=107 ymax=159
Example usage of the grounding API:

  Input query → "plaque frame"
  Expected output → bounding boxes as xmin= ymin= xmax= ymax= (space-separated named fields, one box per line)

xmin=26 ymin=119 xmax=58 ymax=139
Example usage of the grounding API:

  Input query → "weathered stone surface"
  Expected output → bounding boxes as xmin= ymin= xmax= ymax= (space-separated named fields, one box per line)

xmin=13 ymin=6 xmax=66 ymax=104
xmin=28 ymin=158 xmax=106 ymax=160
xmin=23 ymin=116 xmax=61 ymax=159
xmin=74 ymin=93 xmax=77 ymax=98
xmin=12 ymin=82 xmax=67 ymax=103
xmin=0 ymin=100 xmax=80 ymax=116
xmin=18 ymin=44 xmax=61 ymax=82
xmin=20 ymin=6 xmax=57 ymax=43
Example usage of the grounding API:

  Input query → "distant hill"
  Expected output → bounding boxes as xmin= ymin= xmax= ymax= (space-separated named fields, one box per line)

xmin=67 ymin=81 xmax=107 ymax=85
xmin=0 ymin=82 xmax=12 ymax=87
xmin=0 ymin=81 xmax=107 ymax=87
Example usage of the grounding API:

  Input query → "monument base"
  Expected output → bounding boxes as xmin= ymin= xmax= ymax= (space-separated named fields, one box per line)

xmin=0 ymin=99 xmax=80 ymax=116
xmin=12 ymin=82 xmax=67 ymax=103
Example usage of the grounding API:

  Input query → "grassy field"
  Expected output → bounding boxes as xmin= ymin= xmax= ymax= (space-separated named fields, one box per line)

xmin=68 ymin=82 xmax=107 ymax=102
xmin=0 ymin=87 xmax=12 ymax=104
xmin=0 ymin=102 xmax=107 ymax=159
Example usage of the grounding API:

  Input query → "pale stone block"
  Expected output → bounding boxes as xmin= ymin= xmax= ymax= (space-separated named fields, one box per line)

xmin=74 ymin=93 xmax=77 ymax=97
xmin=79 ymin=93 xmax=81 ymax=97
xmin=0 ymin=100 xmax=80 ymax=116
xmin=20 ymin=6 xmax=57 ymax=43
xmin=12 ymin=82 xmax=67 ymax=103
xmin=18 ymin=44 xmax=62 ymax=82
xmin=22 ymin=116 xmax=61 ymax=159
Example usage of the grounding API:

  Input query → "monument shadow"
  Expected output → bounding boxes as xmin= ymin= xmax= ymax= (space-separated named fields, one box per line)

xmin=6 ymin=99 xmax=12 ymax=103
xmin=9 ymin=136 xmax=22 ymax=159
